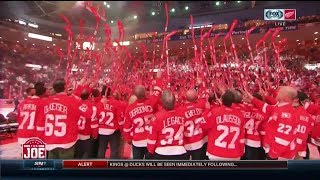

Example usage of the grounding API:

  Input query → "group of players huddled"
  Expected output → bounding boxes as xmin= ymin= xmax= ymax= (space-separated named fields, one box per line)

xmin=16 ymin=71 xmax=320 ymax=160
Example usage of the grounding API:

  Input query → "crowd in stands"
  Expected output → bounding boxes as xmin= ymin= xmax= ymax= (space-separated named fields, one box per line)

xmin=0 ymin=38 xmax=319 ymax=101
xmin=0 ymin=15 xmax=319 ymax=102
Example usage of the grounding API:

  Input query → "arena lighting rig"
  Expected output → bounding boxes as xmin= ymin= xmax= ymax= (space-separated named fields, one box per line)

xmin=27 ymin=33 xmax=52 ymax=42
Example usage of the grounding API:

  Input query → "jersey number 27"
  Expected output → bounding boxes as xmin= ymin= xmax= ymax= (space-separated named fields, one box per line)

xmin=214 ymin=125 xmax=240 ymax=149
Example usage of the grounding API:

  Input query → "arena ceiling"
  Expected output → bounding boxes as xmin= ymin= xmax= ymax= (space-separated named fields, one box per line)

xmin=0 ymin=1 xmax=252 ymax=23
xmin=0 ymin=1 xmax=295 ymax=34
xmin=0 ymin=1 xmax=315 ymax=42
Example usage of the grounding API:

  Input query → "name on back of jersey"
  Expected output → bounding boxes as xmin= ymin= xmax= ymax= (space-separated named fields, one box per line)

xmin=44 ymin=103 xmax=67 ymax=114
xmin=104 ymin=104 xmax=113 ymax=111
xmin=244 ymin=111 xmax=265 ymax=121
xmin=21 ymin=104 xmax=37 ymax=111
xmin=216 ymin=115 xmax=241 ymax=125
xmin=185 ymin=108 xmax=203 ymax=119
xmin=79 ymin=104 xmax=88 ymax=112
xmin=129 ymin=105 xmax=153 ymax=118
xmin=163 ymin=116 xmax=184 ymax=128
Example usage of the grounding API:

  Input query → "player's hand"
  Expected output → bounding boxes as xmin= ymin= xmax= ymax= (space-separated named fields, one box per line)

xmin=79 ymin=77 xmax=87 ymax=85
xmin=242 ymin=90 xmax=253 ymax=103
xmin=259 ymin=88 xmax=267 ymax=98
xmin=196 ymin=77 xmax=203 ymax=85
xmin=217 ymin=84 xmax=226 ymax=95
xmin=89 ymin=82 xmax=97 ymax=88
xmin=216 ymin=98 xmax=222 ymax=105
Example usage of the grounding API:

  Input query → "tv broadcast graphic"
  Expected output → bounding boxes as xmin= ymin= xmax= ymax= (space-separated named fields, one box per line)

xmin=0 ymin=1 xmax=320 ymax=179
xmin=22 ymin=138 xmax=46 ymax=159
xmin=264 ymin=9 xmax=297 ymax=21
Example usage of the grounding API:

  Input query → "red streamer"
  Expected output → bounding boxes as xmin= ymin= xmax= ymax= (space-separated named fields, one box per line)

xmin=60 ymin=15 xmax=73 ymax=84
xmin=245 ymin=26 xmax=257 ymax=62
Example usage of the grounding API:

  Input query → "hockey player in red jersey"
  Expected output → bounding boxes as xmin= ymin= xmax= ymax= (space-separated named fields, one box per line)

xmin=242 ymin=92 xmax=268 ymax=160
xmin=111 ymin=91 xmax=128 ymax=158
xmin=123 ymin=72 xmax=162 ymax=159
xmin=292 ymin=91 xmax=314 ymax=159
xmin=201 ymin=90 xmax=246 ymax=160
xmin=17 ymin=82 xmax=46 ymax=145
xmin=74 ymin=89 xmax=99 ymax=159
xmin=147 ymin=90 xmax=188 ymax=160
xmin=180 ymin=89 xmax=207 ymax=160
xmin=90 ymin=89 xmax=103 ymax=158
xmin=244 ymin=86 xmax=299 ymax=160
xmin=36 ymin=79 xmax=81 ymax=159
xmin=304 ymin=98 xmax=320 ymax=154
xmin=96 ymin=89 xmax=122 ymax=159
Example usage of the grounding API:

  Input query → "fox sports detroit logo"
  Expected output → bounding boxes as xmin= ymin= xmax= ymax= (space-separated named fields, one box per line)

xmin=264 ymin=9 xmax=284 ymax=20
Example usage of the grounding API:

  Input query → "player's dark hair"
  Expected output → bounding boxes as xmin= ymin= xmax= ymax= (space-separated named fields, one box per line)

xmin=92 ymin=89 xmax=101 ymax=98
xmin=80 ymin=90 xmax=90 ymax=100
xmin=222 ymin=90 xmax=235 ymax=107
xmin=253 ymin=92 xmax=263 ymax=101
xmin=34 ymin=82 xmax=46 ymax=96
xmin=101 ymin=85 xmax=107 ymax=96
xmin=106 ymin=87 xmax=111 ymax=98
xmin=53 ymin=79 xmax=66 ymax=93
xmin=297 ymin=91 xmax=308 ymax=105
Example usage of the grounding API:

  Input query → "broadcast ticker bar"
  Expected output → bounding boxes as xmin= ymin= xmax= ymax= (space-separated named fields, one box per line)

xmin=62 ymin=160 xmax=288 ymax=169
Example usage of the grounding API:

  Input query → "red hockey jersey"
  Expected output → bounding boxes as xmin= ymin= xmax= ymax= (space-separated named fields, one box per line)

xmin=232 ymin=103 xmax=250 ymax=115
xmin=77 ymin=100 xmax=98 ymax=140
xmin=252 ymin=98 xmax=299 ymax=159
xmin=294 ymin=106 xmax=314 ymax=157
xmin=243 ymin=104 xmax=268 ymax=148
xmin=110 ymin=98 xmax=127 ymax=133
xmin=36 ymin=93 xmax=81 ymax=151
xmin=17 ymin=96 xmax=43 ymax=144
xmin=202 ymin=106 xmax=245 ymax=159
xmin=123 ymin=80 xmax=162 ymax=147
xmin=180 ymin=101 xmax=207 ymax=151
xmin=147 ymin=109 xmax=186 ymax=155
xmin=96 ymin=98 xmax=122 ymax=135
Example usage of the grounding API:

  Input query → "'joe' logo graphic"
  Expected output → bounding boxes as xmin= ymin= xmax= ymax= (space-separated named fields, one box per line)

xmin=22 ymin=138 xmax=46 ymax=159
